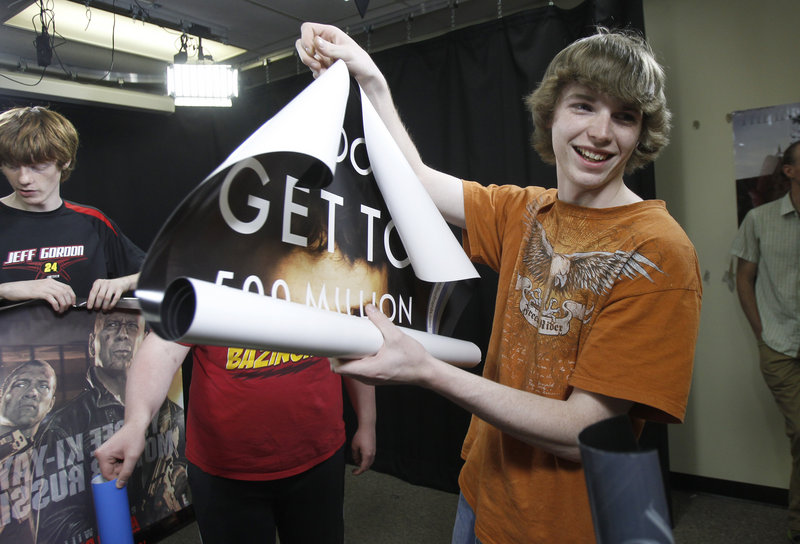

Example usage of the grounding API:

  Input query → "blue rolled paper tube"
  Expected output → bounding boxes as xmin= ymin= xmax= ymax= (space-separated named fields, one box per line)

xmin=91 ymin=475 xmax=135 ymax=544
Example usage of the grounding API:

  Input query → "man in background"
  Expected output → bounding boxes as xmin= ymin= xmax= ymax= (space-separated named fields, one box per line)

xmin=733 ymin=139 xmax=800 ymax=543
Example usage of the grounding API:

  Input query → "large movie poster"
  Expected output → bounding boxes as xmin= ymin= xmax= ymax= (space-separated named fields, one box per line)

xmin=0 ymin=300 xmax=190 ymax=544
xmin=137 ymin=61 xmax=480 ymax=363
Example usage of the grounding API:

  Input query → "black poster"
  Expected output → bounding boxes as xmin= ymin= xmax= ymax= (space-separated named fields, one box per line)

xmin=137 ymin=61 xmax=479 ymax=363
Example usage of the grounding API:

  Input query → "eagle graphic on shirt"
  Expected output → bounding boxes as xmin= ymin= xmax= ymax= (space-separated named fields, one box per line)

xmin=516 ymin=212 xmax=664 ymax=336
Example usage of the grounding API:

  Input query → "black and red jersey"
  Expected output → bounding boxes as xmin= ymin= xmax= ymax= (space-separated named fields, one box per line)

xmin=0 ymin=200 xmax=144 ymax=298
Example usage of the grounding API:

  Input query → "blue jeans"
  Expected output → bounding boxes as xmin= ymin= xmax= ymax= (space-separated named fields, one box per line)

xmin=451 ymin=492 xmax=483 ymax=544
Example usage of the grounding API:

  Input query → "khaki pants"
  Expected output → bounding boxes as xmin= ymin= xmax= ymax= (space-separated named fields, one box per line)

xmin=760 ymin=341 xmax=800 ymax=531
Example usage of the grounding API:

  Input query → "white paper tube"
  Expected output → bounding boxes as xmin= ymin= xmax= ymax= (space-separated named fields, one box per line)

xmin=158 ymin=278 xmax=481 ymax=368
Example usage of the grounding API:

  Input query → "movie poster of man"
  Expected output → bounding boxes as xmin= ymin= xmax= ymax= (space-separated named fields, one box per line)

xmin=0 ymin=301 xmax=190 ymax=544
xmin=732 ymin=101 xmax=800 ymax=223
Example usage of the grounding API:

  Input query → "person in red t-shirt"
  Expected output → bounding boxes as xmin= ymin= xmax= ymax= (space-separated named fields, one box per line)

xmin=95 ymin=238 xmax=382 ymax=544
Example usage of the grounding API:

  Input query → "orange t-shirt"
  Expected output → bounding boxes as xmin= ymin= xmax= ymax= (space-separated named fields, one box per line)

xmin=459 ymin=181 xmax=701 ymax=544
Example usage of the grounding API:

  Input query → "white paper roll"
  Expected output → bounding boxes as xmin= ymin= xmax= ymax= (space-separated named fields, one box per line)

xmin=157 ymin=278 xmax=481 ymax=368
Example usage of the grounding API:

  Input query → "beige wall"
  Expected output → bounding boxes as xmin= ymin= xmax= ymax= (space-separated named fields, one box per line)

xmin=643 ymin=0 xmax=799 ymax=488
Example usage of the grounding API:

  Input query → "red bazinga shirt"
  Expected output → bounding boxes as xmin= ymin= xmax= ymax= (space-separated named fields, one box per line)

xmin=185 ymin=344 xmax=344 ymax=480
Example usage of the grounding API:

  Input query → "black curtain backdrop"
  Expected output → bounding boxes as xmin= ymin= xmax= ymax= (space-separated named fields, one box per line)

xmin=1 ymin=0 xmax=649 ymax=493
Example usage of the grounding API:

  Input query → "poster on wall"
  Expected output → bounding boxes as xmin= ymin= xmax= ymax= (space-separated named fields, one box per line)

xmin=732 ymin=101 xmax=800 ymax=224
xmin=136 ymin=60 xmax=481 ymax=364
xmin=0 ymin=300 xmax=190 ymax=544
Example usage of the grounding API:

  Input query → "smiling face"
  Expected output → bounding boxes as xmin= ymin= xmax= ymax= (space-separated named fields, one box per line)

xmin=527 ymin=30 xmax=670 ymax=177
xmin=550 ymin=83 xmax=643 ymax=206
xmin=92 ymin=311 xmax=146 ymax=373
xmin=0 ymin=362 xmax=56 ymax=430
xmin=1 ymin=161 xmax=67 ymax=212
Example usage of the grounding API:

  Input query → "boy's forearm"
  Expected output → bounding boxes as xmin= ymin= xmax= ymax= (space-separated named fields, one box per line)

xmin=124 ymin=335 xmax=187 ymax=428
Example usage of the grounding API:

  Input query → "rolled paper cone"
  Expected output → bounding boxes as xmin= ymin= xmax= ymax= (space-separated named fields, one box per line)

xmin=578 ymin=416 xmax=673 ymax=544
xmin=156 ymin=277 xmax=482 ymax=368
xmin=91 ymin=475 xmax=135 ymax=544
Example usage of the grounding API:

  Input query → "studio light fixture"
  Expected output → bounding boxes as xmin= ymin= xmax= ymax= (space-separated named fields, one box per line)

xmin=167 ymin=63 xmax=239 ymax=108
xmin=166 ymin=35 xmax=238 ymax=107
xmin=2 ymin=0 xmax=245 ymax=110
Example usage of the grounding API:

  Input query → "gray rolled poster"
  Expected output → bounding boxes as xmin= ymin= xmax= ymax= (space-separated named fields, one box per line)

xmin=578 ymin=415 xmax=674 ymax=544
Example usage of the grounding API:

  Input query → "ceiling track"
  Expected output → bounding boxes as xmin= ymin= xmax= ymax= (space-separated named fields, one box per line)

xmin=63 ymin=0 xmax=231 ymax=44
xmin=0 ymin=53 xmax=165 ymax=90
